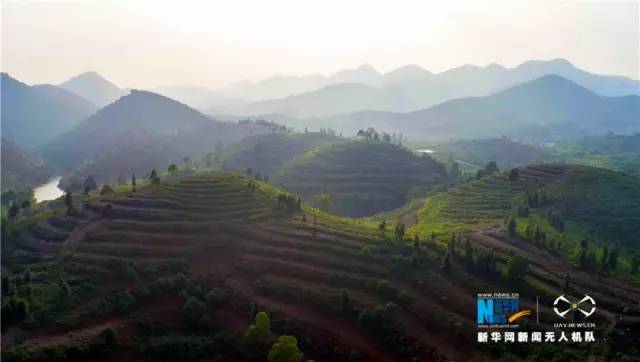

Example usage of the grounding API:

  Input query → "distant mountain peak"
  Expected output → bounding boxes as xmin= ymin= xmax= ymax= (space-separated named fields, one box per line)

xmin=517 ymin=58 xmax=576 ymax=71
xmin=356 ymin=63 xmax=378 ymax=72
xmin=521 ymin=74 xmax=583 ymax=87
xmin=485 ymin=63 xmax=506 ymax=71
xmin=60 ymin=71 xmax=125 ymax=107
xmin=63 ymin=71 xmax=113 ymax=84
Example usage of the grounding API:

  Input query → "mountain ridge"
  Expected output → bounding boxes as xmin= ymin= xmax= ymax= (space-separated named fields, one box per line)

xmin=224 ymin=59 xmax=639 ymax=117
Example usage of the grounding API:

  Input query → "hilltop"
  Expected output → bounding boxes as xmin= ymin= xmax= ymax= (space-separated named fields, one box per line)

xmin=273 ymin=140 xmax=447 ymax=216
xmin=221 ymin=132 xmax=342 ymax=176
xmin=1 ymin=73 xmax=98 ymax=148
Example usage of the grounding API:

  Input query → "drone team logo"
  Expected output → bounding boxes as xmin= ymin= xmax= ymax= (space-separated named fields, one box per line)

xmin=553 ymin=294 xmax=596 ymax=318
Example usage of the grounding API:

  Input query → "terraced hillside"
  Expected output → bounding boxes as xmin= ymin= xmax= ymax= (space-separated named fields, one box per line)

xmin=413 ymin=164 xmax=640 ymax=281
xmin=221 ymin=132 xmax=341 ymax=176
xmin=0 ymin=172 xmax=470 ymax=361
xmin=274 ymin=140 xmax=447 ymax=217
xmin=3 ymin=169 xmax=640 ymax=361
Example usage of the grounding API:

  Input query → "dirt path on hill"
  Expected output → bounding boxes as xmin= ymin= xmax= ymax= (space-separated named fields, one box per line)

xmin=55 ymin=219 xmax=105 ymax=261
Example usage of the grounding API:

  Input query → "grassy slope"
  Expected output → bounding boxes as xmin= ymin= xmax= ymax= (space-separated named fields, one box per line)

xmin=273 ymin=140 xmax=447 ymax=217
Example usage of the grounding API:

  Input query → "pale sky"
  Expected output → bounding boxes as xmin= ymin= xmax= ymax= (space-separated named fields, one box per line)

xmin=2 ymin=0 xmax=639 ymax=89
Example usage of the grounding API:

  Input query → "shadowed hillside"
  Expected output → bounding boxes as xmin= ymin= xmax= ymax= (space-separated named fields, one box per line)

xmin=421 ymin=138 xmax=557 ymax=169
xmin=0 ymin=138 xmax=54 ymax=191
xmin=41 ymin=91 xmax=275 ymax=189
xmin=1 ymin=73 xmax=98 ymax=148
xmin=273 ymin=140 xmax=447 ymax=216
xmin=221 ymin=132 xmax=342 ymax=176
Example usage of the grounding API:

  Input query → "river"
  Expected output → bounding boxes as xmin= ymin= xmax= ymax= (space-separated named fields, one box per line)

xmin=33 ymin=177 xmax=64 ymax=203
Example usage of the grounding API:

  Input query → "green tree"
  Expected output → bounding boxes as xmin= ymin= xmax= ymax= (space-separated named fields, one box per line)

xmin=464 ymin=238 xmax=473 ymax=264
xmin=508 ymin=168 xmax=519 ymax=181
xmin=394 ymin=222 xmax=406 ymax=241
xmin=2 ymin=275 xmax=10 ymax=296
xmin=507 ymin=217 xmax=517 ymax=238
xmin=183 ymin=157 xmax=193 ymax=171
xmin=314 ymin=193 xmax=334 ymax=212
xmin=65 ymin=192 xmax=73 ymax=214
xmin=168 ymin=164 xmax=179 ymax=174
xmin=631 ymin=254 xmax=640 ymax=274
xmin=413 ymin=235 xmax=421 ymax=251
xmin=448 ymin=160 xmax=461 ymax=182
xmin=246 ymin=311 xmax=271 ymax=341
xmin=8 ymin=202 xmax=19 ymax=218
xmin=149 ymin=169 xmax=158 ymax=179
xmin=378 ymin=219 xmax=386 ymax=234
xmin=181 ymin=296 xmax=207 ymax=327
xmin=506 ymin=256 xmax=529 ymax=281
xmin=441 ymin=251 xmax=451 ymax=272
xmin=485 ymin=161 xmax=499 ymax=174
xmin=267 ymin=335 xmax=302 ymax=362
xmin=84 ymin=175 xmax=98 ymax=195
xmin=608 ymin=243 xmax=619 ymax=270
xmin=448 ymin=233 xmax=457 ymax=257
xmin=58 ymin=276 xmax=71 ymax=300
xmin=601 ymin=246 xmax=609 ymax=272
xmin=340 ymin=289 xmax=352 ymax=313
xmin=23 ymin=269 xmax=32 ymax=284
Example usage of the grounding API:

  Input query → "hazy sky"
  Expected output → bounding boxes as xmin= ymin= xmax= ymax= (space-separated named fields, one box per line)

xmin=2 ymin=0 xmax=639 ymax=89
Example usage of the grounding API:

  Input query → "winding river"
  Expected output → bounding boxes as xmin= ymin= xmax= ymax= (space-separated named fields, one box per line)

xmin=33 ymin=177 xmax=64 ymax=203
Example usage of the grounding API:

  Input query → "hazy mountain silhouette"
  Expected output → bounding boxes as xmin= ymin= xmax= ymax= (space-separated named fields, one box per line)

xmin=43 ymin=90 xmax=213 ymax=166
xmin=219 ymin=64 xmax=384 ymax=103
xmin=41 ymin=90 xmax=275 ymax=188
xmin=243 ymin=83 xmax=405 ymax=118
xmin=1 ymin=137 xmax=54 ymax=191
xmin=1 ymin=73 xmax=98 ymax=148
xmin=300 ymin=75 xmax=640 ymax=140
xmin=151 ymin=85 xmax=246 ymax=110
xmin=230 ymin=59 xmax=640 ymax=117
xmin=383 ymin=64 xmax=434 ymax=84
xmin=59 ymin=71 xmax=126 ymax=107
